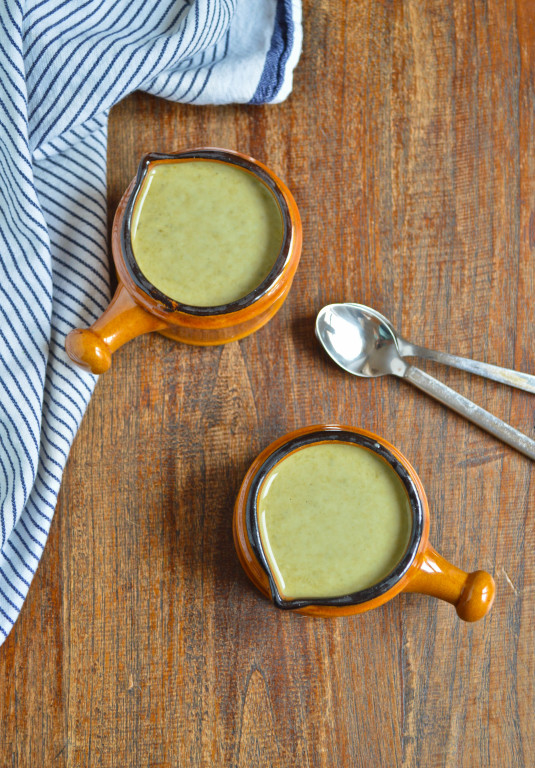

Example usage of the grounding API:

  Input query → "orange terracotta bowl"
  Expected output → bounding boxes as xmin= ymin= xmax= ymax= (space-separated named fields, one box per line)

xmin=233 ymin=425 xmax=495 ymax=622
xmin=65 ymin=148 xmax=302 ymax=374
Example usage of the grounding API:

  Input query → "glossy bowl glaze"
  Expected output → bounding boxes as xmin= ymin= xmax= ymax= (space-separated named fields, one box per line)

xmin=65 ymin=148 xmax=302 ymax=374
xmin=233 ymin=425 xmax=495 ymax=621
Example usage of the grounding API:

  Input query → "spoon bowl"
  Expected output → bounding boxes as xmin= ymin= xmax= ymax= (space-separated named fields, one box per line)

xmin=315 ymin=303 xmax=407 ymax=378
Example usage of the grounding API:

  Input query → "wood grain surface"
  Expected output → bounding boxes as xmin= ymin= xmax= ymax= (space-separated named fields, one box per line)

xmin=1 ymin=1 xmax=534 ymax=766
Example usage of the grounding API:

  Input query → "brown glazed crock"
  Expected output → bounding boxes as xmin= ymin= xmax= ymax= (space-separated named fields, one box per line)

xmin=65 ymin=148 xmax=302 ymax=374
xmin=233 ymin=425 xmax=495 ymax=622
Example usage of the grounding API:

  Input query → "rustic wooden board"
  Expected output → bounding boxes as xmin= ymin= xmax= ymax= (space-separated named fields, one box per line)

xmin=1 ymin=1 xmax=534 ymax=766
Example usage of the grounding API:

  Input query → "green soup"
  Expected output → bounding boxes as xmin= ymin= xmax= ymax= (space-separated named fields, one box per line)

xmin=130 ymin=160 xmax=284 ymax=307
xmin=257 ymin=442 xmax=412 ymax=599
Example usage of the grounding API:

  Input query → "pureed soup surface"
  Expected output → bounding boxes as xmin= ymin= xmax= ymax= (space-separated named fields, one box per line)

xmin=257 ymin=442 xmax=412 ymax=599
xmin=131 ymin=159 xmax=284 ymax=307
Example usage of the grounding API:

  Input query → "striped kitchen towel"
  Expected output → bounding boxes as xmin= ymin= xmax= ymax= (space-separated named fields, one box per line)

xmin=0 ymin=0 xmax=302 ymax=646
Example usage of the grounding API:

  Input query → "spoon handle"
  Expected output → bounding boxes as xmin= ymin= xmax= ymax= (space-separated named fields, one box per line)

xmin=398 ymin=339 xmax=535 ymax=394
xmin=404 ymin=365 xmax=535 ymax=460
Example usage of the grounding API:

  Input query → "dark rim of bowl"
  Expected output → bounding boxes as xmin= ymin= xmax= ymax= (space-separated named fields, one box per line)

xmin=120 ymin=150 xmax=292 ymax=316
xmin=245 ymin=429 xmax=424 ymax=610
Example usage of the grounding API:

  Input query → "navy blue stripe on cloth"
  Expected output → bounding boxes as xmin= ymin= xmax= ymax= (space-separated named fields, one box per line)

xmin=250 ymin=0 xmax=295 ymax=104
xmin=0 ymin=0 xmax=301 ymax=645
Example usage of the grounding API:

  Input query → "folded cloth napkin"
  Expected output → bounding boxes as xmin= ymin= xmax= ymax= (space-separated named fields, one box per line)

xmin=0 ymin=0 xmax=302 ymax=646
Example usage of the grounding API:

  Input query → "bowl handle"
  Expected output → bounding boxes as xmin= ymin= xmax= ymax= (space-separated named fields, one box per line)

xmin=65 ymin=283 xmax=168 ymax=374
xmin=403 ymin=545 xmax=495 ymax=622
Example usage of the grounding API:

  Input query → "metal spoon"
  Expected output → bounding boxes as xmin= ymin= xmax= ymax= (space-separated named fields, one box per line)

xmin=354 ymin=303 xmax=535 ymax=393
xmin=315 ymin=303 xmax=535 ymax=460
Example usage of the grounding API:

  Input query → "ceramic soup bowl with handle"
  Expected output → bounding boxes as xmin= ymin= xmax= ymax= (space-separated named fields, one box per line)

xmin=65 ymin=148 xmax=302 ymax=374
xmin=234 ymin=425 xmax=495 ymax=621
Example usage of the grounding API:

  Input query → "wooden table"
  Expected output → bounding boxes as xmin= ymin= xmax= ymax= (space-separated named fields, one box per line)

xmin=2 ymin=2 xmax=534 ymax=765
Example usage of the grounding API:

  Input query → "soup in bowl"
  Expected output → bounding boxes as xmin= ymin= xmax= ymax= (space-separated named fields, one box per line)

xmin=65 ymin=149 xmax=302 ymax=374
xmin=234 ymin=425 xmax=495 ymax=621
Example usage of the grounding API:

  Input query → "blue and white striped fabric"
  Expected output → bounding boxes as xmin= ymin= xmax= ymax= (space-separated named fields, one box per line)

xmin=0 ymin=0 xmax=302 ymax=645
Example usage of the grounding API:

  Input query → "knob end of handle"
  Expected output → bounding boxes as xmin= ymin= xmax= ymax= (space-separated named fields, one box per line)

xmin=65 ymin=328 xmax=112 ymax=374
xmin=456 ymin=570 xmax=495 ymax=622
